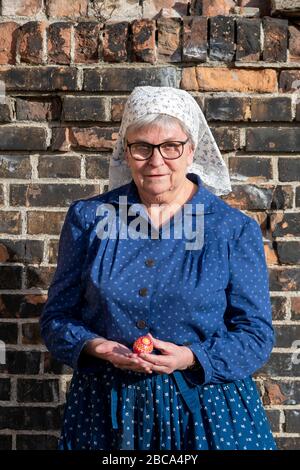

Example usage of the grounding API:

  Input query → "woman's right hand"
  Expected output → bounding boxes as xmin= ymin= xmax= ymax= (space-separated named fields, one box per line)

xmin=83 ymin=338 xmax=153 ymax=374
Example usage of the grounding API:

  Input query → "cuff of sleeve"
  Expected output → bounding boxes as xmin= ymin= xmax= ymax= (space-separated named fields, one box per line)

xmin=182 ymin=342 xmax=213 ymax=386
xmin=72 ymin=333 xmax=101 ymax=370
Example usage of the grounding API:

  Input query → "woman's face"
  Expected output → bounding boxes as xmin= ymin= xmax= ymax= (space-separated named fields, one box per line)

xmin=124 ymin=123 xmax=194 ymax=198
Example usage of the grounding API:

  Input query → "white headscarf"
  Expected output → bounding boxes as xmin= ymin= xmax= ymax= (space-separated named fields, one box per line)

xmin=108 ymin=86 xmax=232 ymax=196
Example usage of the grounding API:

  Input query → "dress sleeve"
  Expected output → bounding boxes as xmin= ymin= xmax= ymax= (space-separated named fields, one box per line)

xmin=183 ymin=217 xmax=275 ymax=386
xmin=39 ymin=200 xmax=101 ymax=369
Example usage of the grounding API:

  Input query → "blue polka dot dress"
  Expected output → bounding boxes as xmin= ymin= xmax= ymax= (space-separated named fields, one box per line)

xmin=40 ymin=172 xmax=277 ymax=450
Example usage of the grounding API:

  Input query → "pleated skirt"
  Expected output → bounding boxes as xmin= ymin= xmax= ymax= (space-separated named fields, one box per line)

xmin=58 ymin=366 xmax=277 ymax=451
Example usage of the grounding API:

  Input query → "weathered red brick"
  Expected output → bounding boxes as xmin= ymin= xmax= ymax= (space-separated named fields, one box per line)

xmin=18 ymin=21 xmax=46 ymax=65
xmin=0 ymin=22 xmax=19 ymax=65
xmin=48 ymin=22 xmax=71 ymax=65
xmin=102 ymin=21 xmax=129 ymax=62
xmin=15 ymin=97 xmax=61 ymax=121
xmin=132 ymin=19 xmax=156 ymax=64
xmin=202 ymin=0 xmax=235 ymax=16
xmin=238 ymin=0 xmax=271 ymax=17
xmin=183 ymin=16 xmax=207 ymax=62
xmin=157 ymin=18 xmax=182 ymax=62
xmin=263 ymin=17 xmax=288 ymax=62
xmin=70 ymin=127 xmax=118 ymax=151
xmin=2 ymin=0 xmax=43 ymax=16
xmin=46 ymin=0 xmax=88 ymax=18
xmin=289 ymin=25 xmax=300 ymax=62
xmin=74 ymin=22 xmax=101 ymax=63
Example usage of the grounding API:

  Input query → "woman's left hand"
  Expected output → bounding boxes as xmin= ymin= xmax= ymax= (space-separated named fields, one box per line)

xmin=129 ymin=333 xmax=195 ymax=375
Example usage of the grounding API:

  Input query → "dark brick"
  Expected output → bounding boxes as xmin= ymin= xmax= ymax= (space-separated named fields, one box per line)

xmin=275 ymin=325 xmax=300 ymax=348
xmin=205 ymin=97 xmax=250 ymax=121
xmin=269 ymin=268 xmax=300 ymax=291
xmin=0 ymin=266 xmax=22 ymax=289
xmin=10 ymin=183 xmax=99 ymax=207
xmin=74 ymin=22 xmax=101 ymax=63
xmin=48 ymin=22 xmax=71 ymax=65
xmin=0 ymin=405 xmax=63 ymax=430
xmin=291 ymin=297 xmax=300 ymax=320
xmin=0 ymin=351 xmax=40 ymax=374
xmin=263 ymin=17 xmax=288 ymax=62
xmin=63 ymin=96 xmax=109 ymax=121
xmin=285 ymin=410 xmax=300 ymax=433
xmin=15 ymin=97 xmax=61 ymax=121
xmin=271 ymin=213 xmax=300 ymax=237
xmin=48 ymin=240 xmax=59 ymax=264
xmin=0 ymin=211 xmax=21 ymax=234
xmin=183 ymin=16 xmax=207 ymax=62
xmin=0 ymin=239 xmax=44 ymax=263
xmin=0 ymin=435 xmax=12 ymax=450
xmin=17 ymin=378 xmax=59 ymax=403
xmin=222 ymin=185 xmax=273 ymax=210
xmin=0 ymin=155 xmax=31 ymax=179
xmin=0 ymin=294 xmax=47 ymax=319
xmin=38 ymin=155 xmax=81 ymax=178
xmin=84 ymin=66 xmax=177 ymax=92
xmin=211 ymin=127 xmax=240 ymax=151
xmin=296 ymin=187 xmax=300 ymax=207
xmin=0 ymin=378 xmax=11 ymax=400
xmin=275 ymin=241 xmax=300 ymax=264
xmin=21 ymin=322 xmax=42 ymax=345
xmin=16 ymin=434 xmax=58 ymax=450
xmin=111 ymin=97 xmax=127 ymax=122
xmin=0 ymin=67 xmax=78 ymax=91
xmin=0 ymin=127 xmax=47 ymax=151
xmin=27 ymin=211 xmax=66 ymax=235
xmin=279 ymin=70 xmax=300 ymax=92
xmin=132 ymin=19 xmax=156 ymax=64
xmin=265 ymin=410 xmax=280 ymax=432
xmin=271 ymin=296 xmax=288 ymax=321
xmin=276 ymin=437 xmax=300 ymax=450
xmin=0 ymin=102 xmax=14 ymax=122
xmin=229 ymin=157 xmax=272 ymax=181
xmin=43 ymin=351 xmax=72 ymax=375
xmin=246 ymin=128 xmax=300 ymax=152
xmin=18 ymin=21 xmax=45 ymax=65
xmin=157 ymin=18 xmax=181 ymax=62
xmin=289 ymin=24 xmax=300 ymax=62
xmin=236 ymin=18 xmax=261 ymax=62
xmin=0 ymin=322 xmax=18 ymax=344
xmin=251 ymin=97 xmax=293 ymax=122
xmin=209 ymin=16 xmax=235 ymax=62
xmin=271 ymin=185 xmax=294 ymax=210
xmin=278 ymin=158 xmax=300 ymax=182
xmin=102 ymin=21 xmax=129 ymax=62
xmin=85 ymin=154 xmax=110 ymax=179
xmin=257 ymin=352 xmax=300 ymax=377
xmin=25 ymin=266 xmax=55 ymax=289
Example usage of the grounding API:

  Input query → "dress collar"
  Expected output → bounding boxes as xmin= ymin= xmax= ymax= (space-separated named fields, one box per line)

xmin=108 ymin=172 xmax=216 ymax=215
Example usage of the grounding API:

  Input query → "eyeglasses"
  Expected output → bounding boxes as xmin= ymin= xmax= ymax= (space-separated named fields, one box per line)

xmin=126 ymin=138 xmax=189 ymax=160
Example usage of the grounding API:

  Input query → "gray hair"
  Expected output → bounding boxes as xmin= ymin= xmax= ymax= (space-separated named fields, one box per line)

xmin=123 ymin=113 xmax=195 ymax=149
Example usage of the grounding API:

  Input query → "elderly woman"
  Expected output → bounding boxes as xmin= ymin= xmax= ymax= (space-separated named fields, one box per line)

xmin=40 ymin=86 xmax=277 ymax=450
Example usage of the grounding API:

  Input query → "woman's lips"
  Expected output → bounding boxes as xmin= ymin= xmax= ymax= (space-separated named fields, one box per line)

xmin=145 ymin=174 xmax=169 ymax=177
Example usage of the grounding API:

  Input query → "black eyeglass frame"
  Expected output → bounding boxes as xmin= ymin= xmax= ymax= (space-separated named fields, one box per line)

xmin=125 ymin=138 xmax=190 ymax=160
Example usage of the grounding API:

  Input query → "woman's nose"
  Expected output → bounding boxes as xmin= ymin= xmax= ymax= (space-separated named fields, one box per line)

xmin=149 ymin=147 xmax=165 ymax=165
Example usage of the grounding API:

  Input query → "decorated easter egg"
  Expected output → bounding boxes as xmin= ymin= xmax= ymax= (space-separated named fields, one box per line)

xmin=133 ymin=335 xmax=153 ymax=354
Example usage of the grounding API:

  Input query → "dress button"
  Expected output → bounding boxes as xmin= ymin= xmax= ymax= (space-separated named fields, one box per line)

xmin=136 ymin=320 xmax=147 ymax=329
xmin=145 ymin=258 xmax=155 ymax=267
xmin=139 ymin=287 xmax=148 ymax=296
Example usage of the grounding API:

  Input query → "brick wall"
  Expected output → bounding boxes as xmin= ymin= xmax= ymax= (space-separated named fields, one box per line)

xmin=0 ymin=0 xmax=299 ymax=451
